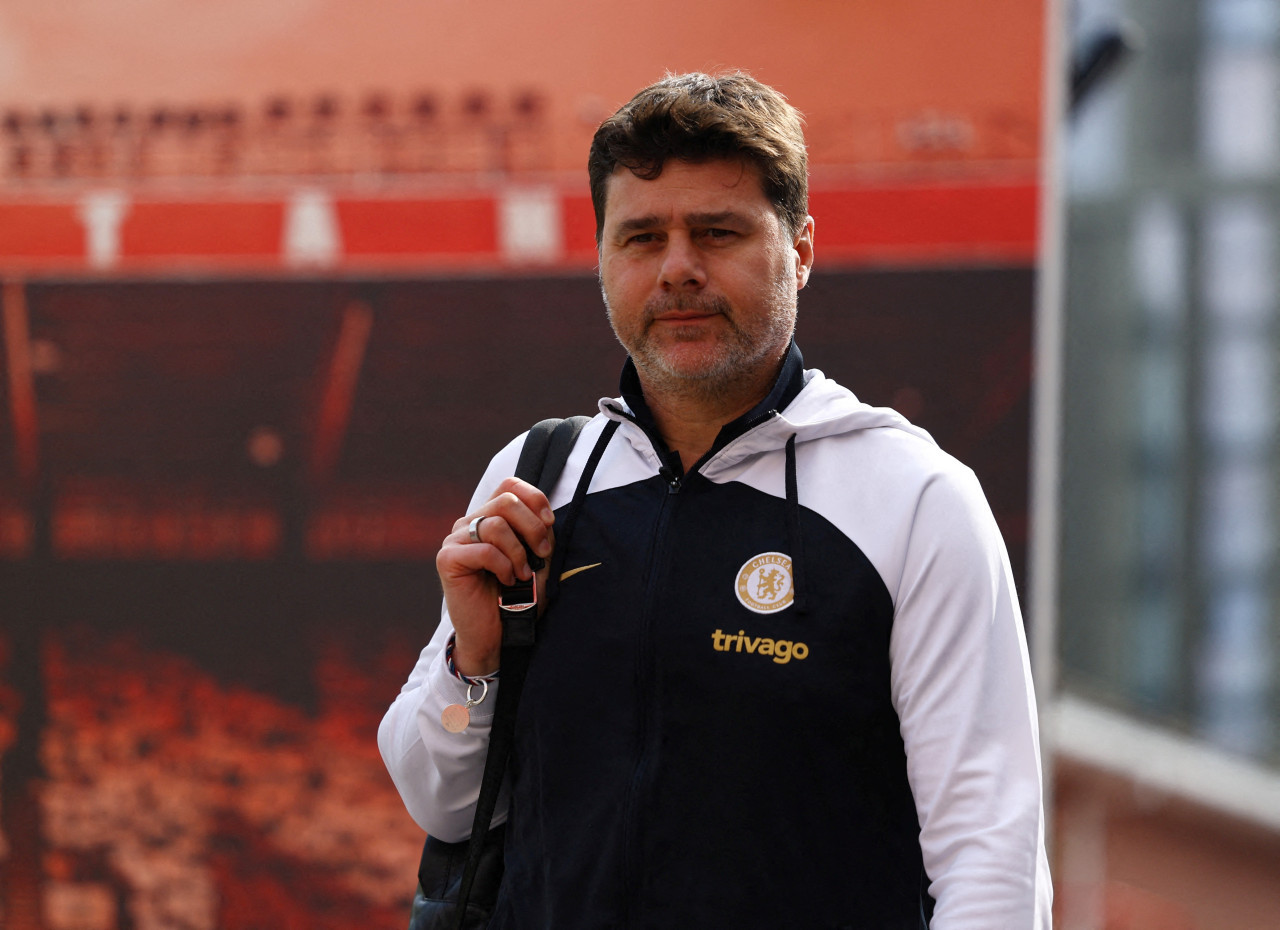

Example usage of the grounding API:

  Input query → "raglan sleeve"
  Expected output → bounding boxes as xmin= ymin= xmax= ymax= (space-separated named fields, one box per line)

xmin=376 ymin=436 xmax=526 ymax=843
xmin=888 ymin=463 xmax=1053 ymax=928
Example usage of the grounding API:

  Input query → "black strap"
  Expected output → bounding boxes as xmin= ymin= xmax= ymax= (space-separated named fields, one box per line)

xmin=449 ymin=415 xmax=591 ymax=928
xmin=512 ymin=417 xmax=592 ymax=572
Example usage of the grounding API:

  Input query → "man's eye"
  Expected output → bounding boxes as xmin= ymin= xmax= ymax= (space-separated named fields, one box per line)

xmin=704 ymin=228 xmax=736 ymax=240
xmin=626 ymin=233 xmax=657 ymax=245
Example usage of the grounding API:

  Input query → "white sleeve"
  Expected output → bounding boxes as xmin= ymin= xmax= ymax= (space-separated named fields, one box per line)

xmin=376 ymin=435 xmax=526 ymax=842
xmin=888 ymin=465 xmax=1053 ymax=929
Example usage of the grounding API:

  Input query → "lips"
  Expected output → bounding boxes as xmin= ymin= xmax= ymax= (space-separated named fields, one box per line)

xmin=653 ymin=310 xmax=719 ymax=322
xmin=645 ymin=294 xmax=731 ymax=325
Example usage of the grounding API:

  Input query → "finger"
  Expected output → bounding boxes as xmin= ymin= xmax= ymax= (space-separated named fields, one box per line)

xmin=464 ymin=518 xmax=531 ymax=583
xmin=450 ymin=477 xmax=554 ymax=532
xmin=491 ymin=476 xmax=557 ymax=526
xmin=439 ymin=525 xmax=530 ymax=586
xmin=456 ymin=515 xmax=557 ymax=583
xmin=458 ymin=485 xmax=555 ymax=561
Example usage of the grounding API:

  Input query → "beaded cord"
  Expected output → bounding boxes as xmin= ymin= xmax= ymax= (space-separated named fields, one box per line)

xmin=445 ymin=632 xmax=499 ymax=686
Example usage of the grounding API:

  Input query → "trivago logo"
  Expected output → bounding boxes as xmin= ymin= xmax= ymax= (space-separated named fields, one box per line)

xmin=711 ymin=629 xmax=810 ymax=664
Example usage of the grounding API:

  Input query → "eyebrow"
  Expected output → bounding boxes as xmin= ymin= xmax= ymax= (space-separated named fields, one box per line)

xmin=611 ymin=214 xmax=666 ymax=237
xmin=610 ymin=210 xmax=751 ymax=238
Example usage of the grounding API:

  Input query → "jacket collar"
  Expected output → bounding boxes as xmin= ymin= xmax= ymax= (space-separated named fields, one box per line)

xmin=618 ymin=340 xmax=807 ymax=459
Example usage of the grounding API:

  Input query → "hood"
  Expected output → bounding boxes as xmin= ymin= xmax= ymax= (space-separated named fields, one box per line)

xmin=702 ymin=367 xmax=938 ymax=474
xmin=597 ymin=365 xmax=938 ymax=480
xmin=582 ymin=359 xmax=936 ymax=618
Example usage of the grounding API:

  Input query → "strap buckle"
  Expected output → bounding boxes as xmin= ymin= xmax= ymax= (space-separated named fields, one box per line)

xmin=498 ymin=575 xmax=537 ymax=613
xmin=498 ymin=576 xmax=537 ymax=648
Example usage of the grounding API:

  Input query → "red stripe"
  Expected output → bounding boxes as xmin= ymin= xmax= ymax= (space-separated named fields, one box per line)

xmin=0 ymin=203 xmax=83 ymax=258
xmin=121 ymin=201 xmax=285 ymax=257
xmin=336 ymin=198 xmax=497 ymax=256
xmin=812 ymin=184 xmax=1039 ymax=263
xmin=562 ymin=194 xmax=599 ymax=263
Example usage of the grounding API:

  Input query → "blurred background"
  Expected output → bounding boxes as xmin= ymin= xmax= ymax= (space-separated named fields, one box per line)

xmin=0 ymin=0 xmax=1273 ymax=927
xmin=1050 ymin=0 xmax=1280 ymax=926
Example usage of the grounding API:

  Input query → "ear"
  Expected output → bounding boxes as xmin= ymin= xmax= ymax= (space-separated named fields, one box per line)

xmin=793 ymin=215 xmax=815 ymax=289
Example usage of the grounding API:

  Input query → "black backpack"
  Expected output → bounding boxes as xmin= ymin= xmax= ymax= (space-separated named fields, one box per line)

xmin=409 ymin=416 xmax=592 ymax=930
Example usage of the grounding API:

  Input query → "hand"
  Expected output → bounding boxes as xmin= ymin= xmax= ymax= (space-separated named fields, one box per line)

xmin=436 ymin=477 xmax=556 ymax=677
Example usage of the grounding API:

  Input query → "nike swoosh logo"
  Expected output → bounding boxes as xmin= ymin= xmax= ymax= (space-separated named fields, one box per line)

xmin=560 ymin=562 xmax=603 ymax=581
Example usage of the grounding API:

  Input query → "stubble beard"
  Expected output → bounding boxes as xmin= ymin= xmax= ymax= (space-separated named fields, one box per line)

xmin=603 ymin=277 xmax=797 ymax=407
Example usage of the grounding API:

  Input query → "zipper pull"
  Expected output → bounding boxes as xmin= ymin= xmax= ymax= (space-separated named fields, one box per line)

xmin=658 ymin=465 xmax=682 ymax=493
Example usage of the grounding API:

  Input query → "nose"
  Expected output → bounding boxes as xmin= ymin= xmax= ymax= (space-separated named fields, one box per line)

xmin=658 ymin=234 xmax=705 ymax=290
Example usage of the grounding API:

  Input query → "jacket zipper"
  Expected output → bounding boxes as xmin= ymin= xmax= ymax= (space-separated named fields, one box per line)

xmin=606 ymin=406 xmax=774 ymax=922
xmin=620 ymin=456 xmax=682 ymax=924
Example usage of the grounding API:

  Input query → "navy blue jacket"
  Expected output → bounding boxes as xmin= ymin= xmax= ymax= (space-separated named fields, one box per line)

xmin=381 ymin=345 xmax=1052 ymax=927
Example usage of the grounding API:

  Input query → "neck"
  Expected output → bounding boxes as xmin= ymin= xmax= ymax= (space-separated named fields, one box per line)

xmin=637 ymin=362 xmax=780 ymax=471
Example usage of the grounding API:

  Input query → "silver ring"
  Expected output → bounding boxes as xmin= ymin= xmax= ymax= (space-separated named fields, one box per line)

xmin=467 ymin=515 xmax=486 ymax=544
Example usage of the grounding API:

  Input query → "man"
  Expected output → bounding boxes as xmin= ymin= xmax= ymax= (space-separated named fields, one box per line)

xmin=380 ymin=71 xmax=1052 ymax=928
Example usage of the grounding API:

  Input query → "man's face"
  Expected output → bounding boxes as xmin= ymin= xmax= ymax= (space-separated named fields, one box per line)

xmin=598 ymin=159 xmax=814 ymax=402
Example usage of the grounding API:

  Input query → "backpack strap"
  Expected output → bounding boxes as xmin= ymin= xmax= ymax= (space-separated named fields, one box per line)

xmin=448 ymin=415 xmax=592 ymax=928
xmin=517 ymin=416 xmax=593 ymax=492
xmin=511 ymin=417 xmax=593 ymax=572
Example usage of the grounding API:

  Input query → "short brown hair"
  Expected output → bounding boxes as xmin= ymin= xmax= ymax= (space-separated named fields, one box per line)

xmin=588 ymin=72 xmax=808 ymax=243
